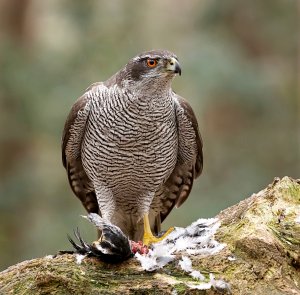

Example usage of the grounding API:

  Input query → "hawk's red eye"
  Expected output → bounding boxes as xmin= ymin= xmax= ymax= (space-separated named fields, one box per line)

xmin=146 ymin=59 xmax=158 ymax=68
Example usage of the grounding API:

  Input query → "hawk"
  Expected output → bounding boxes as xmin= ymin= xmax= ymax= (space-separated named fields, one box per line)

xmin=62 ymin=50 xmax=203 ymax=246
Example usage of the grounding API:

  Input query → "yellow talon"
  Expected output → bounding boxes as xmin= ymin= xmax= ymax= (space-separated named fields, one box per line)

xmin=143 ymin=213 xmax=174 ymax=246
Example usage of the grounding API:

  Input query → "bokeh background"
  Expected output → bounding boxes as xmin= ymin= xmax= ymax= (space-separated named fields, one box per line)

xmin=0 ymin=0 xmax=299 ymax=270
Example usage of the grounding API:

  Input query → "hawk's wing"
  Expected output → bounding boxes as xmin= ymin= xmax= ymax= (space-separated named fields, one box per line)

xmin=158 ymin=93 xmax=203 ymax=223
xmin=62 ymin=83 xmax=102 ymax=213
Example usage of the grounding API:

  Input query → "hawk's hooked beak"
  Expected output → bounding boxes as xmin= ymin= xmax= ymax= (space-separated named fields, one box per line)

xmin=166 ymin=57 xmax=181 ymax=76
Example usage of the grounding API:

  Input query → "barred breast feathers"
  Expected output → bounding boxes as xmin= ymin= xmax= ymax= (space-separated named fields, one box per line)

xmin=81 ymin=83 xmax=178 ymax=182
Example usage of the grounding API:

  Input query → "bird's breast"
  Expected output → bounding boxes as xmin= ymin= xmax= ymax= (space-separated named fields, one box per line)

xmin=82 ymin=90 xmax=178 ymax=189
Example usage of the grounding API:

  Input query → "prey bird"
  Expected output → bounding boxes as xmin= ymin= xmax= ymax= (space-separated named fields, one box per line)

xmin=62 ymin=50 xmax=203 ymax=248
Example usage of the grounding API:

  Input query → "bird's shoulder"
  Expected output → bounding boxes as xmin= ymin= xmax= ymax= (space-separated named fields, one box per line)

xmin=172 ymin=93 xmax=198 ymax=127
xmin=172 ymin=92 xmax=203 ymax=178
xmin=62 ymin=79 xmax=123 ymax=165
xmin=61 ymin=82 xmax=103 ymax=167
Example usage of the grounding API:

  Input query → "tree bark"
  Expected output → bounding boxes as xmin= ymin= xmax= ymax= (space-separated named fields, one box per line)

xmin=1 ymin=177 xmax=299 ymax=295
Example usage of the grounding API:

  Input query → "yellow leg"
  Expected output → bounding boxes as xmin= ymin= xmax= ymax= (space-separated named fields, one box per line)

xmin=143 ymin=213 xmax=174 ymax=246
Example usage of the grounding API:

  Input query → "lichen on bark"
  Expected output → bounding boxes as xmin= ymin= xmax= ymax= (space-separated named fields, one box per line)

xmin=0 ymin=177 xmax=299 ymax=294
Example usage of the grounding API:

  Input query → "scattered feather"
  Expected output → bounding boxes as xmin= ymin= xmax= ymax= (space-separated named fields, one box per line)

xmin=178 ymin=256 xmax=192 ymax=272
xmin=179 ymin=256 xmax=205 ymax=280
xmin=186 ymin=282 xmax=212 ymax=290
xmin=75 ymin=254 xmax=86 ymax=264
xmin=184 ymin=274 xmax=231 ymax=293
xmin=227 ymin=255 xmax=236 ymax=261
xmin=135 ymin=248 xmax=174 ymax=271
xmin=190 ymin=270 xmax=205 ymax=281
xmin=136 ymin=217 xmax=229 ymax=292
xmin=210 ymin=273 xmax=232 ymax=294
xmin=136 ymin=218 xmax=225 ymax=271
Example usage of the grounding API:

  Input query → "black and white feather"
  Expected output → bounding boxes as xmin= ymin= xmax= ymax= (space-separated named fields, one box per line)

xmin=68 ymin=213 xmax=132 ymax=263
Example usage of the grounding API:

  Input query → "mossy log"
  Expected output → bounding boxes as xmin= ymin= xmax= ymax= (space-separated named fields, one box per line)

xmin=1 ymin=177 xmax=299 ymax=294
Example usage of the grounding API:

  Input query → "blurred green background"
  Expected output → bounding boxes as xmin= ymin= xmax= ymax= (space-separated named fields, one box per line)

xmin=0 ymin=0 xmax=299 ymax=270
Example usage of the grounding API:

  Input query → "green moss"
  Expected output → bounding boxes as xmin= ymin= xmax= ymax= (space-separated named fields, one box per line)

xmin=278 ymin=179 xmax=300 ymax=201
xmin=287 ymin=182 xmax=300 ymax=200
xmin=269 ymin=224 xmax=300 ymax=246
xmin=11 ymin=279 xmax=35 ymax=295
xmin=174 ymin=283 xmax=188 ymax=294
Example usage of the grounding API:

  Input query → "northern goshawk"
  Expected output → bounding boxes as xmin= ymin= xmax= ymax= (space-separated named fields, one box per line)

xmin=62 ymin=50 xmax=203 ymax=246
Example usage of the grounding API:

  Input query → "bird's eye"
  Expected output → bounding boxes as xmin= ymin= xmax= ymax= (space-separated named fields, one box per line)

xmin=146 ymin=59 xmax=158 ymax=68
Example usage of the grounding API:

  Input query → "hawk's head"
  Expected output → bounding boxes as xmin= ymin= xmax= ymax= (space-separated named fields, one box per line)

xmin=117 ymin=50 xmax=181 ymax=90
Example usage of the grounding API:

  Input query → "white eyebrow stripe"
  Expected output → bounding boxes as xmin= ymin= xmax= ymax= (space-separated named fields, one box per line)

xmin=132 ymin=54 xmax=178 ymax=62
xmin=132 ymin=56 xmax=142 ymax=61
